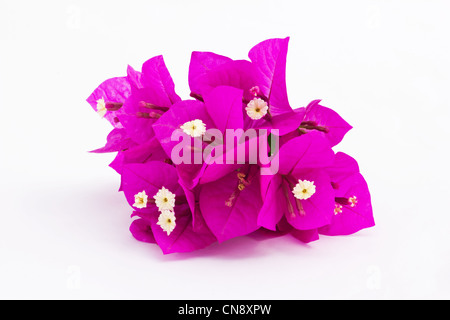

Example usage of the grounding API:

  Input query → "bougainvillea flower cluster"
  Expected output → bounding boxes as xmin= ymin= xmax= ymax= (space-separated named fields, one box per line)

xmin=87 ymin=37 xmax=374 ymax=254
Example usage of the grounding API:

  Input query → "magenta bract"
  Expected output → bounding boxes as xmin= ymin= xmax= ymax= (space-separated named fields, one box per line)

xmin=87 ymin=37 xmax=374 ymax=254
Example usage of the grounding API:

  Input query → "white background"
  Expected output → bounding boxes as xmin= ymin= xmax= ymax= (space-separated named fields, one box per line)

xmin=1 ymin=0 xmax=449 ymax=299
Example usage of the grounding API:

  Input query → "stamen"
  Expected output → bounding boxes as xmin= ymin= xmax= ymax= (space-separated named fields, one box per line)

xmin=295 ymin=197 xmax=306 ymax=216
xmin=190 ymin=92 xmax=204 ymax=102
xmin=138 ymin=101 xmax=169 ymax=111
xmin=105 ymin=102 xmax=123 ymax=111
xmin=236 ymin=172 xmax=250 ymax=187
xmin=164 ymin=158 xmax=173 ymax=165
xmin=224 ymin=168 xmax=255 ymax=207
xmin=299 ymin=121 xmax=330 ymax=133
xmin=300 ymin=120 xmax=317 ymax=127
xmin=249 ymin=86 xmax=260 ymax=97
xmin=136 ymin=111 xmax=162 ymax=119
xmin=335 ymin=196 xmax=358 ymax=207
xmin=335 ymin=197 xmax=349 ymax=206
xmin=146 ymin=196 xmax=186 ymax=205
xmin=297 ymin=128 xmax=308 ymax=135
xmin=237 ymin=172 xmax=246 ymax=180
xmin=225 ymin=190 xmax=238 ymax=207
xmin=282 ymin=181 xmax=296 ymax=217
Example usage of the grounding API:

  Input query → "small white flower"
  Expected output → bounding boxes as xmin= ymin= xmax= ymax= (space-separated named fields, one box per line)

xmin=292 ymin=180 xmax=316 ymax=200
xmin=349 ymin=196 xmax=358 ymax=207
xmin=180 ymin=119 xmax=206 ymax=137
xmin=334 ymin=204 xmax=343 ymax=215
xmin=133 ymin=190 xmax=148 ymax=209
xmin=157 ymin=210 xmax=176 ymax=236
xmin=245 ymin=98 xmax=268 ymax=120
xmin=96 ymin=97 xmax=107 ymax=118
xmin=153 ymin=187 xmax=176 ymax=212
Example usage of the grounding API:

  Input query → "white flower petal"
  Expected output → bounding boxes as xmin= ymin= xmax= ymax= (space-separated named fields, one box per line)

xmin=180 ymin=119 xmax=206 ymax=137
xmin=96 ymin=98 xmax=107 ymax=118
xmin=245 ymin=98 xmax=268 ymax=120
xmin=133 ymin=190 xmax=148 ymax=209
xmin=292 ymin=180 xmax=316 ymax=200
xmin=153 ymin=187 xmax=176 ymax=212
xmin=156 ymin=210 xmax=176 ymax=235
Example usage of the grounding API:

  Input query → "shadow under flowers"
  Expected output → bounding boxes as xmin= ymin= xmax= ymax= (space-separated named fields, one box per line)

xmin=156 ymin=228 xmax=315 ymax=261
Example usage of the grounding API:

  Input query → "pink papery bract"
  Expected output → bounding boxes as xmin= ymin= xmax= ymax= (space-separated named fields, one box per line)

xmin=87 ymin=37 xmax=374 ymax=254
